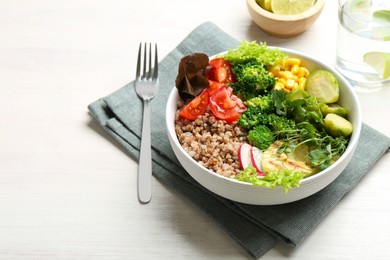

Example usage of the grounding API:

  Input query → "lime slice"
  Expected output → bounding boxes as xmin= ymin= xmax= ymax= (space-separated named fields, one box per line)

xmin=372 ymin=27 xmax=390 ymax=41
xmin=373 ymin=9 xmax=390 ymax=23
xmin=372 ymin=10 xmax=390 ymax=40
xmin=348 ymin=0 xmax=370 ymax=9
xmin=363 ymin=52 xmax=390 ymax=80
xmin=271 ymin=0 xmax=315 ymax=15
xmin=256 ymin=0 xmax=272 ymax=12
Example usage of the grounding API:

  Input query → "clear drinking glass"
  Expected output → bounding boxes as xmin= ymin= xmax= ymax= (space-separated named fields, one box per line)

xmin=336 ymin=0 xmax=390 ymax=91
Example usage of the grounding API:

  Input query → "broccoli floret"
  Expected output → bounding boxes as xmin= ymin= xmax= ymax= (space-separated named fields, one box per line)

xmin=244 ymin=93 xmax=274 ymax=113
xmin=247 ymin=125 xmax=275 ymax=150
xmin=231 ymin=61 xmax=276 ymax=100
xmin=268 ymin=114 xmax=296 ymax=136
xmin=238 ymin=107 xmax=269 ymax=130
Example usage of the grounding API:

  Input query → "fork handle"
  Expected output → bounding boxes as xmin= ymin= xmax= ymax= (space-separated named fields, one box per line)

xmin=138 ymin=99 xmax=152 ymax=203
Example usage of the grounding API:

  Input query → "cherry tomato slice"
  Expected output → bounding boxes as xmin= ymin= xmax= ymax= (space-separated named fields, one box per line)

xmin=209 ymin=86 xmax=245 ymax=123
xmin=231 ymin=94 xmax=247 ymax=113
xmin=179 ymin=89 xmax=209 ymax=120
xmin=206 ymin=58 xmax=234 ymax=83
xmin=208 ymin=80 xmax=224 ymax=95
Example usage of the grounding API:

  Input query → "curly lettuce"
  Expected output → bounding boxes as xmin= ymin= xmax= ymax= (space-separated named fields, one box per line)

xmin=235 ymin=166 xmax=305 ymax=193
xmin=223 ymin=40 xmax=286 ymax=66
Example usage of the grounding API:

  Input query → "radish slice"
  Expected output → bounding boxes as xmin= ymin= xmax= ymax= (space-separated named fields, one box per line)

xmin=251 ymin=146 xmax=265 ymax=176
xmin=238 ymin=143 xmax=252 ymax=169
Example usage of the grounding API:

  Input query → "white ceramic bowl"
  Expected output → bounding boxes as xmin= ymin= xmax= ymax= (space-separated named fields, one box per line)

xmin=166 ymin=47 xmax=362 ymax=205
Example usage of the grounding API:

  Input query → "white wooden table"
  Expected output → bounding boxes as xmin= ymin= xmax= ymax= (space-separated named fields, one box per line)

xmin=0 ymin=0 xmax=389 ymax=259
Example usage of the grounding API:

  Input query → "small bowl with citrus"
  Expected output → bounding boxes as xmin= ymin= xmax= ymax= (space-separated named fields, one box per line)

xmin=246 ymin=0 xmax=326 ymax=37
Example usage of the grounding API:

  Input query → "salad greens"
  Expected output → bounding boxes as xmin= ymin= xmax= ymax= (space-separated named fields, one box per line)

xmin=230 ymin=61 xmax=276 ymax=100
xmin=223 ymin=40 xmax=285 ymax=66
xmin=175 ymin=53 xmax=210 ymax=102
xmin=235 ymin=166 xmax=305 ymax=193
xmin=221 ymin=41 xmax=352 ymax=192
xmin=176 ymin=40 xmax=353 ymax=193
xmin=279 ymin=89 xmax=348 ymax=170
xmin=223 ymin=41 xmax=285 ymax=101
xmin=239 ymin=88 xmax=349 ymax=172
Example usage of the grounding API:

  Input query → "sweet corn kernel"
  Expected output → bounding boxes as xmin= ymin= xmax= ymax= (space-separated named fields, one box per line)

xmin=299 ymin=77 xmax=307 ymax=88
xmin=278 ymin=78 xmax=287 ymax=86
xmin=272 ymin=57 xmax=310 ymax=93
xmin=286 ymin=79 xmax=296 ymax=89
xmin=274 ymin=82 xmax=285 ymax=90
xmin=280 ymin=71 xmax=294 ymax=80
xmin=298 ymin=67 xmax=310 ymax=78
xmin=270 ymin=66 xmax=281 ymax=77
xmin=291 ymin=64 xmax=299 ymax=75
xmin=285 ymin=58 xmax=301 ymax=67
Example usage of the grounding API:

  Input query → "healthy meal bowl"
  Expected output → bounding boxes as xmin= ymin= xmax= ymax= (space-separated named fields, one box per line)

xmin=166 ymin=41 xmax=361 ymax=205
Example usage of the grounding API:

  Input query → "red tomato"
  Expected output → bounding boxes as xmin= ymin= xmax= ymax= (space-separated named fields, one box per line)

xmin=231 ymin=93 xmax=246 ymax=113
xmin=208 ymin=80 xmax=224 ymax=95
xmin=209 ymin=86 xmax=246 ymax=123
xmin=206 ymin=58 xmax=234 ymax=83
xmin=179 ymin=89 xmax=210 ymax=120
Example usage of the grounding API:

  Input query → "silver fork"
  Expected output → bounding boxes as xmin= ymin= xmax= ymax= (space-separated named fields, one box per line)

xmin=135 ymin=42 xmax=158 ymax=203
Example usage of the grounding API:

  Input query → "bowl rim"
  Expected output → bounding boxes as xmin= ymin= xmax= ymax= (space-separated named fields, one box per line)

xmin=246 ymin=0 xmax=326 ymax=21
xmin=166 ymin=46 xmax=362 ymax=190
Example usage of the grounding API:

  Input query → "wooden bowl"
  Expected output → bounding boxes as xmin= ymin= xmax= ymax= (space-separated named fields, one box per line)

xmin=246 ymin=0 xmax=325 ymax=38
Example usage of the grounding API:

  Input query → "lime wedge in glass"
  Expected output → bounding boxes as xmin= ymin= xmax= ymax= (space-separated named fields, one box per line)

xmin=373 ymin=9 xmax=390 ymax=23
xmin=348 ymin=0 xmax=370 ymax=10
xmin=363 ymin=52 xmax=390 ymax=80
xmin=271 ymin=0 xmax=315 ymax=15
xmin=371 ymin=10 xmax=390 ymax=40
xmin=372 ymin=27 xmax=390 ymax=41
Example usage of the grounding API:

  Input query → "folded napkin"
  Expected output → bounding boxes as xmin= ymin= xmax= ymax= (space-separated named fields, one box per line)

xmin=88 ymin=22 xmax=390 ymax=259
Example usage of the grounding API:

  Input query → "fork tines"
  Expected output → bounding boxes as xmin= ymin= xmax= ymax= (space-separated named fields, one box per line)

xmin=136 ymin=42 xmax=158 ymax=80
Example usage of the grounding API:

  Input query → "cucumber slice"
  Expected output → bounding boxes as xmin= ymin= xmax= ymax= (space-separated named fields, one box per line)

xmin=305 ymin=70 xmax=339 ymax=104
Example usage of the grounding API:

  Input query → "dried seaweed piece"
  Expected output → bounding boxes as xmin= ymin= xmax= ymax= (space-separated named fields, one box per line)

xmin=175 ymin=53 xmax=210 ymax=101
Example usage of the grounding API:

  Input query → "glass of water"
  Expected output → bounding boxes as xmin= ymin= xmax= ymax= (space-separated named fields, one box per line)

xmin=336 ymin=0 xmax=390 ymax=91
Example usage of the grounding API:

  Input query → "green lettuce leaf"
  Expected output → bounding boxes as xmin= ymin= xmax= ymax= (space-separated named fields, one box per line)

xmin=235 ymin=166 xmax=306 ymax=193
xmin=223 ymin=40 xmax=286 ymax=66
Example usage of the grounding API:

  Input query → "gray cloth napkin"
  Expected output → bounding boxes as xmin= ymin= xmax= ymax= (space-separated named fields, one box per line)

xmin=88 ymin=22 xmax=390 ymax=259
